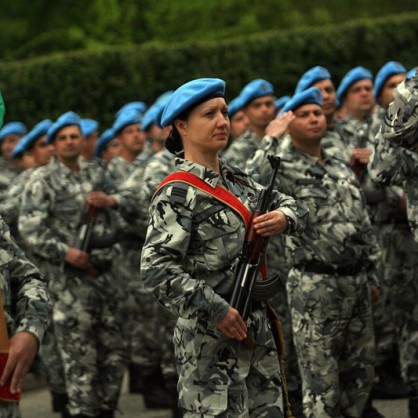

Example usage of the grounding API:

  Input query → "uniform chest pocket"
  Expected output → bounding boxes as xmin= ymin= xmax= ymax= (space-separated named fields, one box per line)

xmin=195 ymin=207 xmax=244 ymax=270
xmin=54 ymin=192 xmax=81 ymax=221
xmin=297 ymin=185 xmax=330 ymax=223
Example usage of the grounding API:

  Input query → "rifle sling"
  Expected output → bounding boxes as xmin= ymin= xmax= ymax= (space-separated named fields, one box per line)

xmin=154 ymin=172 xmax=266 ymax=278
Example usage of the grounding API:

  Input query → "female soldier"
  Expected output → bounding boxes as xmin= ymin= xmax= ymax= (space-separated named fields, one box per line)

xmin=140 ymin=78 xmax=306 ymax=417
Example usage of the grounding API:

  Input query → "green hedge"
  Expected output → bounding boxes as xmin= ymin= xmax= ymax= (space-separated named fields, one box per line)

xmin=1 ymin=12 xmax=417 ymax=129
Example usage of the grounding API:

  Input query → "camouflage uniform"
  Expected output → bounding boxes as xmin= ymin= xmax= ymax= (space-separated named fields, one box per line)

xmin=141 ymin=157 xmax=306 ymax=417
xmin=369 ymin=71 xmax=418 ymax=393
xmin=248 ymin=136 xmax=381 ymax=417
xmin=18 ymin=157 xmax=125 ymax=417
xmin=0 ymin=167 xmax=68 ymax=408
xmin=222 ymin=129 xmax=262 ymax=171
xmin=0 ymin=157 xmax=20 ymax=202
xmin=0 ymin=216 xmax=51 ymax=418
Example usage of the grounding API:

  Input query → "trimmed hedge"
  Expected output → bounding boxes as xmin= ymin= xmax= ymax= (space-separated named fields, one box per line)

xmin=1 ymin=12 xmax=417 ymax=128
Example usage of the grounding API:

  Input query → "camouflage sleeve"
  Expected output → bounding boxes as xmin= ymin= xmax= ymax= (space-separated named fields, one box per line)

xmin=1 ymin=218 xmax=51 ymax=344
xmin=18 ymin=178 xmax=69 ymax=262
xmin=381 ymin=71 xmax=418 ymax=150
xmin=0 ymin=183 xmax=23 ymax=225
xmin=140 ymin=185 xmax=230 ymax=322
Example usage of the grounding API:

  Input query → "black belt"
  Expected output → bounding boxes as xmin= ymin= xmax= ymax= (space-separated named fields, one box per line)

xmin=295 ymin=261 xmax=364 ymax=276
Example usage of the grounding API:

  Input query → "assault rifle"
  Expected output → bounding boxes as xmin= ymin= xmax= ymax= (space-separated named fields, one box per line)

xmin=73 ymin=203 xmax=97 ymax=252
xmin=230 ymin=155 xmax=282 ymax=348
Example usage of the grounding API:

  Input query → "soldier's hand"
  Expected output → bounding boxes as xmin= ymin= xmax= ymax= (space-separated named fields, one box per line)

xmin=87 ymin=191 xmax=117 ymax=208
xmin=253 ymin=210 xmax=288 ymax=236
xmin=265 ymin=111 xmax=294 ymax=139
xmin=352 ymin=147 xmax=372 ymax=165
xmin=0 ymin=331 xmax=38 ymax=394
xmin=64 ymin=247 xmax=91 ymax=269
xmin=217 ymin=307 xmax=247 ymax=341
xmin=370 ymin=284 xmax=380 ymax=303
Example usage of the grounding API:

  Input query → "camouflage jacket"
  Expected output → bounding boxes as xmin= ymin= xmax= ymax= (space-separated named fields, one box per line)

xmin=222 ymin=128 xmax=262 ymax=171
xmin=370 ymin=71 xmax=418 ymax=240
xmin=0 ymin=216 xmax=51 ymax=342
xmin=18 ymin=157 xmax=116 ymax=266
xmin=0 ymin=157 xmax=21 ymax=202
xmin=247 ymin=136 xmax=382 ymax=285
xmin=140 ymin=158 xmax=306 ymax=321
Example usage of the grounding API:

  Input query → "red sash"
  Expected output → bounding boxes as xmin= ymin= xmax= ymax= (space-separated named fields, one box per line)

xmin=153 ymin=172 xmax=267 ymax=278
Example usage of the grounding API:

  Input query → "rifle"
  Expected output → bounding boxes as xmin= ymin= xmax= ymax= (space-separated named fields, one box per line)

xmin=230 ymin=154 xmax=281 ymax=349
xmin=73 ymin=203 xmax=97 ymax=252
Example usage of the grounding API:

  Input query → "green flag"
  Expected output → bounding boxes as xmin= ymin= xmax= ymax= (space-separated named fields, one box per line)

xmin=0 ymin=92 xmax=4 ymax=129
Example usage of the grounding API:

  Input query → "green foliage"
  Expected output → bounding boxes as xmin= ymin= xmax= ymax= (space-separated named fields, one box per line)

xmin=1 ymin=13 xmax=417 ymax=129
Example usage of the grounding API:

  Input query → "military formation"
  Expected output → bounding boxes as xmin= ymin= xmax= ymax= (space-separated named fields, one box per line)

xmin=0 ymin=63 xmax=417 ymax=418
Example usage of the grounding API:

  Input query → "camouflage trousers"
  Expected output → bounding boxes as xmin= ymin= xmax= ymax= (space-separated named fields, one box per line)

xmin=383 ymin=224 xmax=418 ymax=389
xmin=174 ymin=307 xmax=284 ymax=417
xmin=39 ymin=321 xmax=66 ymax=395
xmin=287 ymin=269 xmax=375 ymax=418
xmin=50 ymin=267 xmax=125 ymax=416
xmin=0 ymin=404 xmax=20 ymax=418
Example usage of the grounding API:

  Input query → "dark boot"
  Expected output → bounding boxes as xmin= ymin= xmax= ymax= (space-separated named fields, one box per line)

xmin=51 ymin=392 xmax=69 ymax=413
xmin=372 ymin=356 xmax=409 ymax=399
xmin=143 ymin=369 xmax=175 ymax=409
xmin=128 ymin=363 xmax=144 ymax=394
xmin=409 ymin=389 xmax=418 ymax=418
xmin=362 ymin=394 xmax=386 ymax=418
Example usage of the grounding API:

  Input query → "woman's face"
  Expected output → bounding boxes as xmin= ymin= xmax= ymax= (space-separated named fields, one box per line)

xmin=176 ymin=97 xmax=230 ymax=154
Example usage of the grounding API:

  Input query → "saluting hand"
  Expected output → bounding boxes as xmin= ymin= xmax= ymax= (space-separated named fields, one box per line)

xmin=253 ymin=210 xmax=288 ymax=237
xmin=217 ymin=307 xmax=247 ymax=341
xmin=265 ymin=111 xmax=295 ymax=139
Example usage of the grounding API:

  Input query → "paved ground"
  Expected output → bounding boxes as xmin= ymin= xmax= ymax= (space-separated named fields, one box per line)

xmin=19 ymin=374 xmax=408 ymax=418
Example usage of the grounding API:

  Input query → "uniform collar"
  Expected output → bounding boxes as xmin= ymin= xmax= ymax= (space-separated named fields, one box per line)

xmin=174 ymin=157 xmax=221 ymax=188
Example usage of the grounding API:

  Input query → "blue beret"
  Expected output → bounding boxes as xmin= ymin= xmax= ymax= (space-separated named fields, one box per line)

xmin=374 ymin=61 xmax=407 ymax=98
xmin=295 ymin=66 xmax=332 ymax=94
xmin=0 ymin=92 xmax=4 ymax=129
xmin=17 ymin=119 xmax=52 ymax=155
xmin=160 ymin=78 xmax=226 ymax=128
xmin=155 ymin=91 xmax=175 ymax=105
xmin=112 ymin=110 xmax=142 ymax=134
xmin=10 ymin=138 xmax=27 ymax=159
xmin=280 ymin=87 xmax=322 ymax=115
xmin=275 ymin=96 xmax=291 ymax=111
xmin=239 ymin=79 xmax=275 ymax=107
xmin=228 ymin=96 xmax=245 ymax=118
xmin=142 ymin=93 xmax=174 ymax=132
xmin=80 ymin=118 xmax=99 ymax=137
xmin=336 ymin=66 xmax=373 ymax=105
xmin=115 ymin=101 xmax=147 ymax=119
xmin=47 ymin=111 xmax=81 ymax=144
xmin=95 ymin=128 xmax=115 ymax=157
xmin=407 ymin=67 xmax=417 ymax=79
xmin=0 ymin=121 xmax=27 ymax=141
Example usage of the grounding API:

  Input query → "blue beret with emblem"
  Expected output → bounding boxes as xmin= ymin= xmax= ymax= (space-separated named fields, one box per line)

xmin=407 ymin=67 xmax=417 ymax=79
xmin=12 ymin=119 xmax=53 ymax=158
xmin=112 ymin=110 xmax=142 ymax=135
xmin=374 ymin=61 xmax=407 ymax=98
xmin=280 ymin=87 xmax=322 ymax=115
xmin=47 ymin=111 xmax=81 ymax=144
xmin=295 ymin=66 xmax=331 ymax=94
xmin=95 ymin=128 xmax=115 ymax=158
xmin=275 ymin=96 xmax=291 ymax=112
xmin=115 ymin=101 xmax=147 ymax=119
xmin=336 ymin=66 xmax=373 ymax=105
xmin=160 ymin=78 xmax=226 ymax=128
xmin=0 ymin=121 xmax=27 ymax=142
xmin=239 ymin=79 xmax=275 ymax=107
xmin=228 ymin=96 xmax=245 ymax=118
xmin=80 ymin=118 xmax=99 ymax=137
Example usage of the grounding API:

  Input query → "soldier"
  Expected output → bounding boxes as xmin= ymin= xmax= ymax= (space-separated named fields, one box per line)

xmin=0 ymin=93 xmax=51 ymax=418
xmin=140 ymin=78 xmax=308 ymax=417
xmin=227 ymin=95 xmax=248 ymax=141
xmin=0 ymin=121 xmax=27 ymax=200
xmin=248 ymin=87 xmax=381 ymax=418
xmin=369 ymin=69 xmax=418 ymax=418
xmin=94 ymin=129 xmax=119 ymax=164
xmin=223 ymin=78 xmax=276 ymax=170
xmin=80 ymin=118 xmax=99 ymax=162
xmin=18 ymin=111 xmax=125 ymax=418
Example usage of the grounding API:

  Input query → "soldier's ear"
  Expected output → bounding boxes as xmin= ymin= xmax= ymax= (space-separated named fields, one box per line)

xmin=174 ymin=119 xmax=187 ymax=138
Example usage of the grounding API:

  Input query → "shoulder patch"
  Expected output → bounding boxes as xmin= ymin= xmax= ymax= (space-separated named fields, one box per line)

xmin=169 ymin=183 xmax=189 ymax=204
